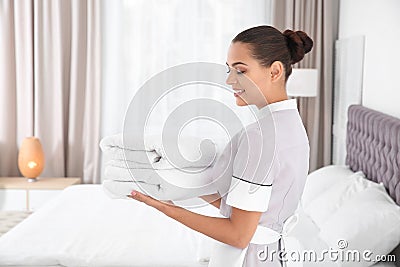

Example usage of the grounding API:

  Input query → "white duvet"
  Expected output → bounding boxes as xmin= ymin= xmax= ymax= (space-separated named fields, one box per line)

xmin=0 ymin=185 xmax=221 ymax=266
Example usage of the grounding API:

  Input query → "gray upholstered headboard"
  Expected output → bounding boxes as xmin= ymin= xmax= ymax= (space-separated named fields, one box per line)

xmin=346 ymin=105 xmax=400 ymax=206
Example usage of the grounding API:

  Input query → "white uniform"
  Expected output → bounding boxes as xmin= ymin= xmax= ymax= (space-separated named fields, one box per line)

xmin=210 ymin=99 xmax=310 ymax=266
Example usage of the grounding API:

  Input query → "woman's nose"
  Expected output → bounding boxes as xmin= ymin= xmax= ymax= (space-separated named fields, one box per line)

xmin=226 ymin=72 xmax=237 ymax=85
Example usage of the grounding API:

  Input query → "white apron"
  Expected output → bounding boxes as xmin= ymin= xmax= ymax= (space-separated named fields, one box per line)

xmin=208 ymin=214 xmax=303 ymax=267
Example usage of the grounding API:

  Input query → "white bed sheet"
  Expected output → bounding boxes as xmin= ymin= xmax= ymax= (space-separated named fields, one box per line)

xmin=0 ymin=185 xmax=222 ymax=267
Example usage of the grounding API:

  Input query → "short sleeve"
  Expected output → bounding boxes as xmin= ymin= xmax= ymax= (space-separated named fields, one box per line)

xmin=226 ymin=128 xmax=278 ymax=212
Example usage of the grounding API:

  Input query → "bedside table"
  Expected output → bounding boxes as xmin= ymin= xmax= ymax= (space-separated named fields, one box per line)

xmin=0 ymin=177 xmax=81 ymax=211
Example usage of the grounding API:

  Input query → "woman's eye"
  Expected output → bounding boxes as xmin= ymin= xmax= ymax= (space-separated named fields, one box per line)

xmin=226 ymin=66 xmax=246 ymax=74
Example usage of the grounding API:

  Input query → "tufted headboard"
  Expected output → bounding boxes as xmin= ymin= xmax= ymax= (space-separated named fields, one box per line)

xmin=346 ymin=105 xmax=400 ymax=205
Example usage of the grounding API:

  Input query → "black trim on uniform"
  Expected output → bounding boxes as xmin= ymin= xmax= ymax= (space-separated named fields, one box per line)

xmin=232 ymin=175 xmax=272 ymax=187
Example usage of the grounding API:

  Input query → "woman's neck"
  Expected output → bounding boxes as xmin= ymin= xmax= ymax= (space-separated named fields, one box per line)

xmin=256 ymin=90 xmax=288 ymax=109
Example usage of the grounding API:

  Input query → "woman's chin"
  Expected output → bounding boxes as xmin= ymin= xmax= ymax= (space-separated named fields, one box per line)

xmin=236 ymin=97 xmax=249 ymax=106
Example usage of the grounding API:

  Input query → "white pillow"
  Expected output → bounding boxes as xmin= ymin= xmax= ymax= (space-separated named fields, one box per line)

xmin=301 ymin=165 xmax=355 ymax=209
xmin=319 ymin=184 xmax=400 ymax=267
xmin=304 ymin=171 xmax=380 ymax=226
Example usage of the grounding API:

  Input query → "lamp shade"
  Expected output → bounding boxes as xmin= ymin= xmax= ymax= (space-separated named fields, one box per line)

xmin=18 ymin=137 xmax=45 ymax=179
xmin=286 ymin=68 xmax=318 ymax=97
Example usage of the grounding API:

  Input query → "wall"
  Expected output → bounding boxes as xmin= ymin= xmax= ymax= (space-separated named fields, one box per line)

xmin=339 ymin=0 xmax=400 ymax=118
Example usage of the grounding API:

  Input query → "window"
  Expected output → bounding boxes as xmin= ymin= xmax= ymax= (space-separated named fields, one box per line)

xmin=101 ymin=0 xmax=271 ymax=137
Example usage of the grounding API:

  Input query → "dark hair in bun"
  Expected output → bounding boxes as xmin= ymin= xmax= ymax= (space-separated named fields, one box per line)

xmin=232 ymin=25 xmax=313 ymax=80
xmin=283 ymin=29 xmax=313 ymax=64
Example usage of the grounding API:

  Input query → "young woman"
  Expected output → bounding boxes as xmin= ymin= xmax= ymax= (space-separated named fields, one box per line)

xmin=128 ymin=25 xmax=313 ymax=266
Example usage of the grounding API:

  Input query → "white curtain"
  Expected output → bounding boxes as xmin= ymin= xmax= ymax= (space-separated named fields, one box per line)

xmin=101 ymin=0 xmax=271 ymax=136
xmin=0 ymin=0 xmax=101 ymax=183
xmin=101 ymin=0 xmax=272 ymax=177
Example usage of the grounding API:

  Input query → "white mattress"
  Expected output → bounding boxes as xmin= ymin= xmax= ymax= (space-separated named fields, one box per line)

xmin=0 ymin=184 xmax=221 ymax=266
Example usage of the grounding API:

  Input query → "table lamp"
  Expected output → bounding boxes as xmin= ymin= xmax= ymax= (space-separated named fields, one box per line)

xmin=286 ymin=68 xmax=318 ymax=97
xmin=18 ymin=137 xmax=45 ymax=182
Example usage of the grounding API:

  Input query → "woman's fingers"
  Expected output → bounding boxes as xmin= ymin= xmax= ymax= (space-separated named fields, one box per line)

xmin=128 ymin=190 xmax=150 ymax=203
xmin=128 ymin=190 xmax=165 ymax=209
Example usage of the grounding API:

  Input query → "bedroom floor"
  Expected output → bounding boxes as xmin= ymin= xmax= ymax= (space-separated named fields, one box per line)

xmin=0 ymin=211 xmax=32 ymax=237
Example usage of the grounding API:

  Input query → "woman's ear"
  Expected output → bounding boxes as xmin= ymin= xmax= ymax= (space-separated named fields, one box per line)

xmin=269 ymin=61 xmax=284 ymax=82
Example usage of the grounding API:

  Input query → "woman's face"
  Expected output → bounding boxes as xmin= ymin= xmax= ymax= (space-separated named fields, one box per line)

xmin=226 ymin=42 xmax=271 ymax=108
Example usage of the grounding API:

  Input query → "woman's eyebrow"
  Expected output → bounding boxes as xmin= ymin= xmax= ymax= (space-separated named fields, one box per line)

xmin=226 ymin=62 xmax=248 ymax=67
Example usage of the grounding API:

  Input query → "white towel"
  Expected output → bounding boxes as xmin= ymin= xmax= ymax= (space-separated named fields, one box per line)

xmin=107 ymin=158 xmax=214 ymax=170
xmin=100 ymin=134 xmax=161 ymax=163
xmin=104 ymin=165 xmax=213 ymax=188
xmin=102 ymin=179 xmax=217 ymax=201
xmin=105 ymin=165 xmax=160 ymax=185
xmin=102 ymin=179 xmax=157 ymax=199
xmin=100 ymin=134 xmax=217 ymax=168
xmin=103 ymin=149 xmax=161 ymax=164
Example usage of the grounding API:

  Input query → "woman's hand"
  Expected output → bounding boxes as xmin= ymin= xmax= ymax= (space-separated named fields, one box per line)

xmin=127 ymin=190 xmax=260 ymax=249
xmin=127 ymin=190 xmax=175 ymax=211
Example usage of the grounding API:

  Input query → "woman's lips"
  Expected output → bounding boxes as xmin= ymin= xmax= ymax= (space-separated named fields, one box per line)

xmin=233 ymin=89 xmax=245 ymax=97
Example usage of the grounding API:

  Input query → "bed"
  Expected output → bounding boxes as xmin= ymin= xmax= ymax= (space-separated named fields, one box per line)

xmin=0 ymin=104 xmax=399 ymax=266
xmin=289 ymin=105 xmax=400 ymax=266
xmin=0 ymin=184 xmax=221 ymax=266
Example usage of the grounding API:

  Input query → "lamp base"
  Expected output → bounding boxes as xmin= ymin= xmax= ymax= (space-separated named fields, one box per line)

xmin=27 ymin=177 xmax=38 ymax=183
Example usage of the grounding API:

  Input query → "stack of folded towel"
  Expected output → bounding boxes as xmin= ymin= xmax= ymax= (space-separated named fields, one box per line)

xmin=100 ymin=134 xmax=218 ymax=201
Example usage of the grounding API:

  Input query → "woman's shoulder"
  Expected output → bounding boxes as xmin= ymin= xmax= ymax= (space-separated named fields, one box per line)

xmin=237 ymin=123 xmax=262 ymax=141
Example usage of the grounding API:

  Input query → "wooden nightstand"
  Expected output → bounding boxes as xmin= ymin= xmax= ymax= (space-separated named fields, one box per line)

xmin=0 ymin=177 xmax=81 ymax=211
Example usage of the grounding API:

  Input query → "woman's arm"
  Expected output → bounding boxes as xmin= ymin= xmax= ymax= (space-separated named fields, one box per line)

xmin=129 ymin=191 xmax=261 ymax=249
xmin=199 ymin=193 xmax=221 ymax=209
